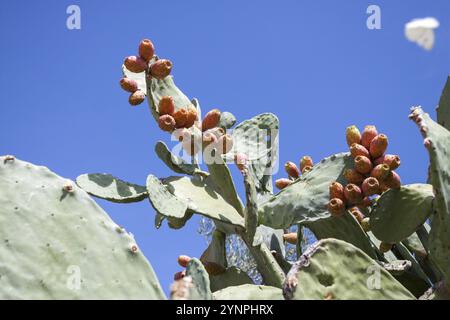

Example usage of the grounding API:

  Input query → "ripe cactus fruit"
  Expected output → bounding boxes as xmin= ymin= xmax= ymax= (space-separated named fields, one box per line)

xmin=202 ymin=109 xmax=221 ymax=132
xmin=285 ymin=161 xmax=300 ymax=179
xmin=371 ymin=164 xmax=391 ymax=181
xmin=302 ymin=166 xmax=313 ymax=174
xmin=299 ymin=156 xmax=313 ymax=173
xmin=150 ymin=59 xmax=173 ymax=79
xmin=343 ymin=168 xmax=364 ymax=184
xmin=329 ymin=182 xmax=344 ymax=201
xmin=128 ymin=90 xmax=145 ymax=106
xmin=360 ymin=217 xmax=371 ymax=232
xmin=374 ymin=154 xmax=401 ymax=170
xmin=173 ymin=108 xmax=189 ymax=128
xmin=174 ymin=270 xmax=186 ymax=281
xmin=283 ymin=232 xmax=298 ymax=245
xmin=184 ymin=105 xmax=198 ymax=128
xmin=158 ymin=114 xmax=176 ymax=132
xmin=202 ymin=131 xmax=217 ymax=148
xmin=344 ymin=184 xmax=363 ymax=205
xmin=328 ymin=198 xmax=345 ymax=217
xmin=178 ymin=255 xmax=191 ymax=268
xmin=349 ymin=206 xmax=365 ymax=223
xmin=139 ymin=39 xmax=155 ymax=62
xmin=369 ymin=134 xmax=388 ymax=159
xmin=384 ymin=171 xmax=401 ymax=189
xmin=217 ymin=134 xmax=233 ymax=154
xmin=346 ymin=125 xmax=361 ymax=146
xmin=120 ymin=78 xmax=138 ymax=93
xmin=158 ymin=96 xmax=175 ymax=116
xmin=361 ymin=125 xmax=378 ymax=150
xmin=350 ymin=143 xmax=370 ymax=158
xmin=124 ymin=55 xmax=147 ymax=73
xmin=361 ymin=177 xmax=381 ymax=197
xmin=379 ymin=242 xmax=393 ymax=253
xmin=207 ymin=127 xmax=225 ymax=139
xmin=275 ymin=178 xmax=292 ymax=190
xmin=234 ymin=153 xmax=248 ymax=171
xmin=354 ymin=155 xmax=373 ymax=174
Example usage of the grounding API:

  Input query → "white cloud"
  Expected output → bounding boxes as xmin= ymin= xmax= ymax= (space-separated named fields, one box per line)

xmin=405 ymin=17 xmax=440 ymax=51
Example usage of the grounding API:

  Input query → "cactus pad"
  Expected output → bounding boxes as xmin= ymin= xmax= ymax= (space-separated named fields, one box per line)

xmin=213 ymin=284 xmax=283 ymax=300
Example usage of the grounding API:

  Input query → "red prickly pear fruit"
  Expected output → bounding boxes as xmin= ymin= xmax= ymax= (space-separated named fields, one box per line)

xmin=361 ymin=125 xmax=378 ymax=150
xmin=285 ymin=161 xmax=300 ymax=179
xmin=174 ymin=270 xmax=186 ymax=281
xmin=343 ymin=169 xmax=365 ymax=184
xmin=158 ymin=96 xmax=175 ymax=116
xmin=379 ymin=242 xmax=393 ymax=253
xmin=120 ymin=78 xmax=138 ymax=93
xmin=300 ymin=156 xmax=313 ymax=173
xmin=354 ymin=155 xmax=373 ymax=174
xmin=173 ymin=108 xmax=189 ymax=128
xmin=344 ymin=183 xmax=363 ymax=205
xmin=360 ymin=217 xmax=371 ymax=232
xmin=302 ymin=166 xmax=313 ymax=174
xmin=202 ymin=131 xmax=217 ymax=148
xmin=361 ymin=177 xmax=381 ymax=197
xmin=329 ymin=182 xmax=345 ymax=201
xmin=275 ymin=178 xmax=292 ymax=190
xmin=385 ymin=171 xmax=401 ymax=189
xmin=328 ymin=198 xmax=345 ymax=217
xmin=371 ymin=164 xmax=391 ymax=181
xmin=283 ymin=233 xmax=298 ymax=245
xmin=379 ymin=181 xmax=390 ymax=193
xmin=124 ymin=55 xmax=147 ymax=73
xmin=217 ymin=134 xmax=233 ymax=154
xmin=374 ymin=154 xmax=401 ymax=170
xmin=234 ymin=153 xmax=248 ymax=171
xmin=139 ymin=39 xmax=155 ymax=62
xmin=349 ymin=206 xmax=365 ymax=223
xmin=150 ymin=59 xmax=173 ymax=79
xmin=158 ymin=114 xmax=176 ymax=132
xmin=128 ymin=90 xmax=145 ymax=106
xmin=202 ymin=109 xmax=221 ymax=132
xmin=177 ymin=255 xmax=191 ymax=268
xmin=184 ymin=105 xmax=198 ymax=128
xmin=350 ymin=143 xmax=370 ymax=158
xmin=346 ymin=125 xmax=361 ymax=146
xmin=369 ymin=134 xmax=388 ymax=159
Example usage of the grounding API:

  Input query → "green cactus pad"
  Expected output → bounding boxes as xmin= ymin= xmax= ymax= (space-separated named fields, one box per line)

xmin=230 ymin=113 xmax=279 ymax=194
xmin=283 ymin=239 xmax=415 ymax=300
xmin=218 ymin=111 xmax=237 ymax=129
xmin=209 ymin=267 xmax=253 ymax=292
xmin=0 ymin=156 xmax=165 ymax=299
xmin=76 ymin=173 xmax=147 ymax=203
xmin=155 ymin=141 xmax=205 ymax=176
xmin=200 ymin=230 xmax=227 ymax=270
xmin=185 ymin=258 xmax=213 ymax=300
xmin=259 ymin=152 xmax=353 ymax=229
xmin=253 ymin=225 xmax=285 ymax=257
xmin=213 ymin=284 xmax=283 ymax=300
xmin=370 ymin=184 xmax=434 ymax=244
xmin=437 ymin=75 xmax=450 ymax=130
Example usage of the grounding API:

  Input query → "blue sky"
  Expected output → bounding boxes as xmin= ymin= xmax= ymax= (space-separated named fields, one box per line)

xmin=1 ymin=1 xmax=449 ymax=295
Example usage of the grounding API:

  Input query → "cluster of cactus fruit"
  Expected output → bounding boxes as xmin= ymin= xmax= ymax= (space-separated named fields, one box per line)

xmin=3 ymin=37 xmax=450 ymax=300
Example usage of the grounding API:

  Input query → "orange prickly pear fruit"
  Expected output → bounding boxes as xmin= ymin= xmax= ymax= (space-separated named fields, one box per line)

xmin=343 ymin=169 xmax=365 ymax=185
xmin=120 ymin=78 xmax=138 ymax=93
xmin=173 ymin=108 xmax=189 ymax=128
xmin=283 ymin=233 xmax=298 ymax=245
xmin=361 ymin=125 xmax=378 ymax=150
xmin=299 ymin=156 xmax=313 ymax=173
xmin=158 ymin=114 xmax=176 ymax=132
xmin=275 ymin=178 xmax=292 ymax=190
xmin=150 ymin=59 xmax=173 ymax=79
xmin=354 ymin=155 xmax=373 ymax=174
xmin=285 ymin=161 xmax=300 ymax=179
xmin=328 ymin=198 xmax=345 ymax=217
xmin=202 ymin=131 xmax=218 ymax=149
xmin=349 ymin=206 xmax=365 ymax=223
xmin=346 ymin=125 xmax=361 ymax=146
xmin=158 ymin=96 xmax=175 ymax=116
xmin=369 ymin=134 xmax=388 ymax=159
xmin=124 ymin=55 xmax=147 ymax=73
xmin=361 ymin=177 xmax=381 ymax=197
xmin=184 ymin=105 xmax=198 ymax=128
xmin=371 ymin=164 xmax=391 ymax=181
xmin=139 ymin=39 xmax=155 ymax=62
xmin=344 ymin=183 xmax=363 ymax=205
xmin=384 ymin=171 xmax=401 ymax=189
xmin=128 ymin=90 xmax=145 ymax=106
xmin=350 ymin=143 xmax=370 ymax=158
xmin=177 ymin=255 xmax=191 ymax=268
xmin=202 ymin=109 xmax=221 ymax=132
xmin=374 ymin=154 xmax=400 ymax=170
xmin=329 ymin=182 xmax=345 ymax=201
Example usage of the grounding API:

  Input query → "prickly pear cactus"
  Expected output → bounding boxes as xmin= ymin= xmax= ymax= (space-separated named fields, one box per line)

xmin=0 ymin=156 xmax=165 ymax=299
xmin=213 ymin=284 xmax=283 ymax=300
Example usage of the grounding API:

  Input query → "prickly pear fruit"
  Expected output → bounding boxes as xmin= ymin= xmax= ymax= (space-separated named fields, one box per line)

xmin=177 ymin=255 xmax=191 ymax=268
xmin=302 ymin=166 xmax=313 ymax=174
xmin=344 ymin=184 xmax=363 ymax=205
xmin=354 ymin=155 xmax=373 ymax=174
xmin=299 ymin=156 xmax=313 ymax=173
xmin=360 ymin=217 xmax=371 ymax=232
xmin=343 ymin=169 xmax=365 ymax=185
xmin=350 ymin=143 xmax=370 ymax=158
xmin=158 ymin=96 xmax=175 ymax=116
xmin=202 ymin=131 xmax=218 ymax=148
xmin=207 ymin=127 xmax=225 ymax=139
xmin=285 ymin=161 xmax=300 ymax=179
xmin=158 ymin=114 xmax=176 ymax=132
xmin=217 ymin=134 xmax=233 ymax=154
xmin=346 ymin=125 xmax=361 ymax=146
xmin=184 ymin=105 xmax=198 ymax=128
xmin=361 ymin=196 xmax=373 ymax=208
xmin=120 ymin=78 xmax=138 ymax=93
xmin=139 ymin=39 xmax=155 ymax=62
xmin=374 ymin=154 xmax=400 ymax=170
xmin=202 ymin=109 xmax=221 ymax=132
xmin=124 ymin=55 xmax=147 ymax=73
xmin=361 ymin=177 xmax=380 ymax=197
xmin=361 ymin=125 xmax=378 ymax=150
xmin=234 ymin=153 xmax=248 ymax=171
xmin=174 ymin=270 xmax=186 ymax=281
xmin=128 ymin=90 xmax=145 ymax=106
xmin=369 ymin=134 xmax=388 ymax=159
xmin=283 ymin=233 xmax=298 ymax=245
xmin=329 ymin=182 xmax=345 ymax=201
xmin=379 ymin=242 xmax=393 ymax=253
xmin=173 ymin=108 xmax=188 ymax=128
xmin=150 ymin=59 xmax=173 ymax=79
xmin=384 ymin=171 xmax=401 ymax=189
xmin=328 ymin=198 xmax=345 ymax=217
xmin=370 ymin=164 xmax=391 ymax=181
xmin=349 ymin=206 xmax=365 ymax=223
xmin=275 ymin=178 xmax=292 ymax=190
